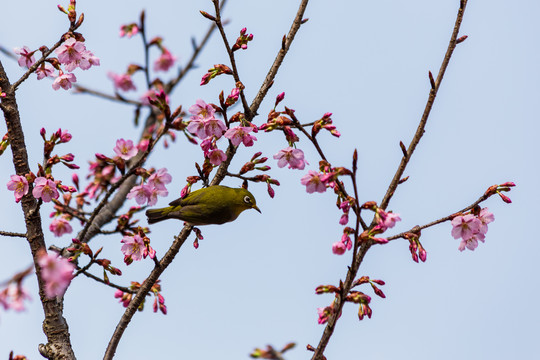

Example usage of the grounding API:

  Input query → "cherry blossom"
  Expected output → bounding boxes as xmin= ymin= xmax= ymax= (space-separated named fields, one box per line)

xmin=49 ymin=218 xmax=73 ymax=237
xmin=38 ymin=252 xmax=75 ymax=298
xmin=154 ymin=49 xmax=177 ymax=72
xmin=300 ymin=171 xmax=327 ymax=193
xmin=52 ymin=72 xmax=77 ymax=90
xmin=32 ymin=177 xmax=59 ymax=202
xmin=224 ymin=126 xmax=257 ymax=147
xmin=273 ymin=147 xmax=307 ymax=170
xmin=6 ymin=174 xmax=29 ymax=203
xmin=14 ymin=46 xmax=35 ymax=68
xmin=113 ymin=138 xmax=138 ymax=160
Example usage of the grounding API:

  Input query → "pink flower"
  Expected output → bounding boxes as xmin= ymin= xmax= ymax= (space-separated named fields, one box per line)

xmin=200 ymin=137 xmax=214 ymax=154
xmin=113 ymin=138 xmax=138 ymax=160
xmin=300 ymin=171 xmax=327 ymax=193
xmin=273 ymin=147 xmax=307 ymax=170
xmin=120 ymin=24 xmax=139 ymax=38
xmin=186 ymin=119 xmax=207 ymax=139
xmin=52 ymin=72 xmax=77 ymax=90
xmin=451 ymin=214 xmax=481 ymax=240
xmin=148 ymin=168 xmax=172 ymax=191
xmin=55 ymin=38 xmax=85 ymax=65
xmin=147 ymin=186 xmax=168 ymax=206
xmin=339 ymin=214 xmax=349 ymax=225
xmin=66 ymin=50 xmax=100 ymax=72
xmin=38 ymin=251 xmax=75 ymax=298
xmin=36 ymin=63 xmax=55 ymax=80
xmin=204 ymin=118 xmax=227 ymax=139
xmin=59 ymin=129 xmax=72 ymax=143
xmin=32 ymin=177 xmax=59 ymax=202
xmin=332 ymin=241 xmax=346 ymax=255
xmin=49 ymin=218 xmax=73 ymax=237
xmin=114 ymin=289 xmax=131 ymax=307
xmin=189 ymin=99 xmax=215 ymax=120
xmin=477 ymin=208 xmax=495 ymax=234
xmin=224 ymin=126 xmax=257 ymax=147
xmin=317 ymin=305 xmax=333 ymax=325
xmin=207 ymin=149 xmax=227 ymax=166
xmin=6 ymin=174 xmax=29 ymax=203
xmin=375 ymin=210 xmax=401 ymax=231
xmin=140 ymin=89 xmax=169 ymax=106
xmin=153 ymin=49 xmax=177 ymax=72
xmin=458 ymin=233 xmax=484 ymax=252
xmin=127 ymin=184 xmax=153 ymax=205
xmin=121 ymin=234 xmax=146 ymax=261
xmin=2 ymin=284 xmax=31 ymax=312
xmin=14 ymin=46 xmax=35 ymax=68
xmin=108 ymin=72 xmax=136 ymax=92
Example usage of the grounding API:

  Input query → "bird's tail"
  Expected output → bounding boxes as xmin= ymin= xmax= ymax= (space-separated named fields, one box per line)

xmin=146 ymin=207 xmax=171 ymax=224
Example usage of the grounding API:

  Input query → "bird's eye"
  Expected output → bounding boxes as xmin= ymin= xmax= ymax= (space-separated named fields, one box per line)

xmin=243 ymin=195 xmax=251 ymax=204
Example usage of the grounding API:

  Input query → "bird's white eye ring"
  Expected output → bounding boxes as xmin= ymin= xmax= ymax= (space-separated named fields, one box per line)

xmin=243 ymin=195 xmax=251 ymax=204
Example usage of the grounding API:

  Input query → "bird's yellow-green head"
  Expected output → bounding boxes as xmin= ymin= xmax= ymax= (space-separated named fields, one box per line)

xmin=145 ymin=185 xmax=260 ymax=226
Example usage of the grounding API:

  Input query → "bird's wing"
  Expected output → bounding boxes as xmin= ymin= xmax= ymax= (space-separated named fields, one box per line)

xmin=168 ymin=188 xmax=208 ymax=208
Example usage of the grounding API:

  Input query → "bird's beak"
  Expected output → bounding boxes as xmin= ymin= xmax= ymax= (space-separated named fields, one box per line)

xmin=252 ymin=204 xmax=261 ymax=213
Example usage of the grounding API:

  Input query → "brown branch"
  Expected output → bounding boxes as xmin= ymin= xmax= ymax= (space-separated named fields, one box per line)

xmin=379 ymin=1 xmax=468 ymax=211
xmin=164 ymin=0 xmax=226 ymax=93
xmin=77 ymin=267 xmax=135 ymax=294
xmin=103 ymin=225 xmax=192 ymax=360
xmin=211 ymin=0 xmax=251 ymax=117
xmin=104 ymin=1 xmax=311 ymax=358
xmin=0 ymin=230 xmax=27 ymax=238
xmin=72 ymin=84 xmax=143 ymax=105
xmin=1 ymin=59 xmax=76 ymax=359
xmin=387 ymin=190 xmax=489 ymax=242
xmin=311 ymin=1 xmax=469 ymax=359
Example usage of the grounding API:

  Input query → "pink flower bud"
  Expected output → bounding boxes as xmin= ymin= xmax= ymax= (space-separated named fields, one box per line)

xmin=498 ymin=192 xmax=512 ymax=203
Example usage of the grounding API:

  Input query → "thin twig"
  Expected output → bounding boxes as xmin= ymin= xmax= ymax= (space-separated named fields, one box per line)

xmin=387 ymin=190 xmax=488 ymax=242
xmin=311 ymin=1 xmax=469 ymax=359
xmin=0 ymin=230 xmax=27 ymax=238
xmin=379 ymin=1 xmax=469 ymax=211
xmin=211 ymin=0 xmax=251 ymax=117
xmin=72 ymin=84 xmax=143 ymax=105
xmin=77 ymin=267 xmax=135 ymax=294
xmin=164 ymin=0 xmax=225 ymax=93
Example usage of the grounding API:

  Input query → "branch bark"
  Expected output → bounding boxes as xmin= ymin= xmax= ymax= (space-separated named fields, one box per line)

xmin=1 ymin=61 xmax=76 ymax=359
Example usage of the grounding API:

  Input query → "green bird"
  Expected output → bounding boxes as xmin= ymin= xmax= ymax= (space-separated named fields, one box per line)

xmin=145 ymin=185 xmax=261 ymax=226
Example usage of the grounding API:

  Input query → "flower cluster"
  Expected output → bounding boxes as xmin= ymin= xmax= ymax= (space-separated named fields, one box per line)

xmin=315 ymin=276 xmax=385 ymax=324
xmin=232 ymin=27 xmax=254 ymax=51
xmin=114 ymin=280 xmax=166 ymax=315
xmin=451 ymin=208 xmax=494 ymax=251
xmin=126 ymin=168 xmax=172 ymax=206
xmin=120 ymin=232 xmax=156 ymax=265
xmin=15 ymin=35 xmax=100 ymax=91
xmin=38 ymin=251 xmax=75 ymax=298
xmin=186 ymin=99 xmax=257 ymax=167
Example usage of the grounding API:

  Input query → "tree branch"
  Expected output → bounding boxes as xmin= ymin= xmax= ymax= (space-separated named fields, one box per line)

xmin=311 ymin=1 xmax=469 ymax=358
xmin=1 ymin=59 xmax=76 ymax=359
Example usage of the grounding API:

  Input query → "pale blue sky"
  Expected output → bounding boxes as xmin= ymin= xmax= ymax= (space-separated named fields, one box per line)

xmin=1 ymin=1 xmax=538 ymax=359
